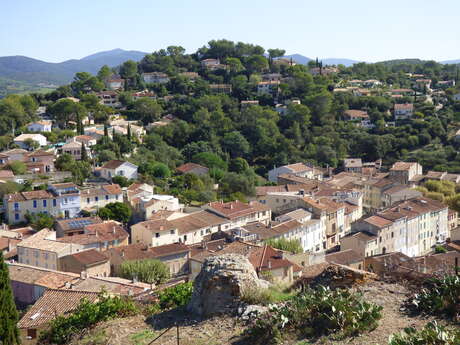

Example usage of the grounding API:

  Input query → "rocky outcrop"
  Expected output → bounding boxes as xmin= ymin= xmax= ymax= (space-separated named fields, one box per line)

xmin=187 ymin=254 xmax=269 ymax=317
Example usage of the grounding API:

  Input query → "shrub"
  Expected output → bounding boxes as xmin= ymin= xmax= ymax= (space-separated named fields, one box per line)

xmin=410 ymin=275 xmax=460 ymax=320
xmin=158 ymin=282 xmax=193 ymax=310
xmin=434 ymin=245 xmax=447 ymax=254
xmin=389 ymin=322 xmax=460 ymax=345
xmin=40 ymin=293 xmax=138 ymax=344
xmin=265 ymin=238 xmax=303 ymax=254
xmin=247 ymin=286 xmax=382 ymax=344
xmin=119 ymin=259 xmax=170 ymax=285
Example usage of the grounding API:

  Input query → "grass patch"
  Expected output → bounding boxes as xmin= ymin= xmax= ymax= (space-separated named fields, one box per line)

xmin=80 ymin=329 xmax=107 ymax=345
xmin=129 ymin=329 xmax=156 ymax=345
xmin=241 ymin=284 xmax=295 ymax=306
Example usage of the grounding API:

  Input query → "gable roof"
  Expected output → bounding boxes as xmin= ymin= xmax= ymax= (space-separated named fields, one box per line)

xmin=206 ymin=200 xmax=270 ymax=219
xmin=64 ymin=249 xmax=108 ymax=266
xmin=176 ymin=163 xmax=209 ymax=174
xmin=326 ymin=249 xmax=363 ymax=266
xmin=101 ymin=160 xmax=130 ymax=169
xmin=17 ymin=289 xmax=99 ymax=329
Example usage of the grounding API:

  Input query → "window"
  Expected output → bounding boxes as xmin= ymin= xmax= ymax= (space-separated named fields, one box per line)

xmin=391 ymin=232 xmax=394 ymax=238
xmin=116 ymin=195 xmax=119 ymax=200
xmin=33 ymin=200 xmax=37 ymax=208
xmin=95 ymin=196 xmax=99 ymax=202
xmin=27 ymin=329 xmax=37 ymax=339
xmin=43 ymin=200 xmax=47 ymax=207
xmin=155 ymin=233 xmax=160 ymax=238
xmin=53 ymin=199 xmax=57 ymax=207
xmin=15 ymin=213 xmax=19 ymax=221
xmin=170 ymin=230 xmax=175 ymax=235
xmin=184 ymin=235 xmax=187 ymax=242
xmin=87 ymin=198 xmax=90 ymax=203
xmin=105 ymin=195 xmax=109 ymax=200
xmin=14 ymin=203 xmax=19 ymax=209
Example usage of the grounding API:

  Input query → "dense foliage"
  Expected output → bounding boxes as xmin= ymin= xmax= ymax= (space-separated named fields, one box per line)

xmin=410 ymin=275 xmax=460 ymax=320
xmin=389 ymin=322 xmax=460 ymax=345
xmin=97 ymin=202 xmax=132 ymax=223
xmin=247 ymin=286 xmax=382 ymax=344
xmin=119 ymin=259 xmax=170 ymax=285
xmin=0 ymin=253 xmax=20 ymax=345
xmin=3 ymin=39 xmax=460 ymax=204
xmin=40 ymin=293 xmax=138 ymax=344
xmin=157 ymin=282 xmax=193 ymax=310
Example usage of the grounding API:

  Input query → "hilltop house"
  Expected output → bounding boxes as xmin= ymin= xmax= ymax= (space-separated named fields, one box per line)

xmin=142 ymin=72 xmax=170 ymax=84
xmin=14 ymin=134 xmax=47 ymax=149
xmin=100 ymin=160 xmax=138 ymax=181
xmin=27 ymin=120 xmax=52 ymax=132
xmin=394 ymin=103 xmax=414 ymax=120
xmin=268 ymin=163 xmax=323 ymax=183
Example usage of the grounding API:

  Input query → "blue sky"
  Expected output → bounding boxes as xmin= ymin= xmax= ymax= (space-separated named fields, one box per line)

xmin=1 ymin=0 xmax=460 ymax=62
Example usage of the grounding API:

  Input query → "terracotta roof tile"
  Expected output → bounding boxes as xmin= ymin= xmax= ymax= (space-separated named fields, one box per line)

xmin=17 ymin=289 xmax=99 ymax=329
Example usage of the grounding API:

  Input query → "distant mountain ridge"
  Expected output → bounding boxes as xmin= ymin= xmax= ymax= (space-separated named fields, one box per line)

xmin=0 ymin=49 xmax=148 ymax=86
xmin=281 ymin=54 xmax=362 ymax=67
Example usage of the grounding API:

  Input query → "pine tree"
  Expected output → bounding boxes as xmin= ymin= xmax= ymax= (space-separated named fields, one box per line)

xmin=0 ymin=252 xmax=20 ymax=345
xmin=81 ymin=143 xmax=88 ymax=162
xmin=127 ymin=124 xmax=132 ymax=141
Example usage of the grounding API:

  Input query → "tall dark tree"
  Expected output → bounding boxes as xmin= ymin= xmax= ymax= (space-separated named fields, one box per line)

xmin=81 ymin=143 xmax=88 ymax=162
xmin=104 ymin=123 xmax=109 ymax=137
xmin=0 ymin=252 xmax=20 ymax=345
xmin=127 ymin=124 xmax=132 ymax=141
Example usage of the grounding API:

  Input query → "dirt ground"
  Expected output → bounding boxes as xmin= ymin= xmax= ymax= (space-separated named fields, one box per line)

xmin=71 ymin=281 xmax=441 ymax=345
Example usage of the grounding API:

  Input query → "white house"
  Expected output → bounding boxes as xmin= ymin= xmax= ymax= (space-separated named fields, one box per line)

xmin=257 ymin=81 xmax=280 ymax=95
xmin=106 ymin=79 xmax=125 ymax=91
xmin=100 ymin=160 xmax=138 ymax=181
xmin=394 ymin=103 xmax=414 ymax=120
xmin=142 ymin=72 xmax=170 ymax=84
xmin=14 ymin=134 xmax=47 ymax=149
xmin=27 ymin=120 xmax=52 ymax=132
xmin=268 ymin=163 xmax=322 ymax=183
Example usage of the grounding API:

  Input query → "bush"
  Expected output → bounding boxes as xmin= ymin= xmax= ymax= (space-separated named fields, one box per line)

xmin=7 ymin=160 xmax=27 ymax=175
xmin=265 ymin=238 xmax=303 ymax=254
xmin=40 ymin=293 xmax=138 ymax=344
xmin=247 ymin=286 xmax=382 ymax=344
xmin=389 ymin=322 xmax=460 ymax=345
xmin=158 ymin=282 xmax=193 ymax=310
xmin=111 ymin=175 xmax=130 ymax=188
xmin=119 ymin=259 xmax=170 ymax=285
xmin=410 ymin=275 xmax=460 ymax=320
xmin=97 ymin=202 xmax=132 ymax=223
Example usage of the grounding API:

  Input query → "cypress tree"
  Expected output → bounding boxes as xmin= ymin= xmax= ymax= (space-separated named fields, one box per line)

xmin=104 ymin=123 xmax=108 ymax=137
xmin=127 ymin=124 xmax=132 ymax=141
xmin=81 ymin=143 xmax=88 ymax=162
xmin=0 ymin=252 xmax=20 ymax=345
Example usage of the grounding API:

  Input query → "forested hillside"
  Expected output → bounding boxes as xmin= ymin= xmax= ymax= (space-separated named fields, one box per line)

xmin=2 ymin=39 xmax=460 ymax=202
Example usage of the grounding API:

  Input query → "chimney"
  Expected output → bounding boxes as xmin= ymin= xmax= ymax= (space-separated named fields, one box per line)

xmin=230 ymin=204 xmax=233 ymax=209
xmin=80 ymin=271 xmax=87 ymax=279
xmin=268 ymin=260 xmax=272 ymax=269
xmin=121 ymin=250 xmax=125 ymax=257
xmin=112 ymin=226 xmax=116 ymax=234
xmin=201 ymin=240 xmax=207 ymax=249
xmin=160 ymin=225 xmax=164 ymax=231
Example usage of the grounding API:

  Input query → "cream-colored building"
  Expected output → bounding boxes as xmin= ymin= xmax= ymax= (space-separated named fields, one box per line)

xmin=80 ymin=184 xmax=123 ymax=212
xmin=17 ymin=229 xmax=83 ymax=270
xmin=131 ymin=210 xmax=229 ymax=247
